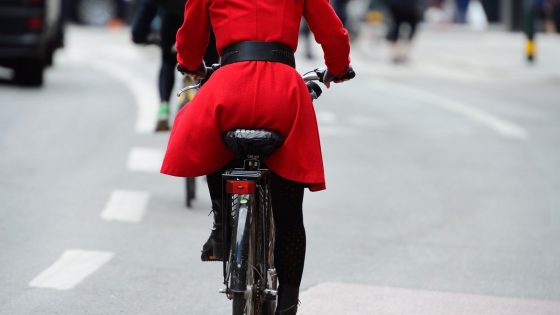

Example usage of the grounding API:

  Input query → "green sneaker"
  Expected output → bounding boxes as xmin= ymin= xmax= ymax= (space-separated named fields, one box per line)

xmin=155 ymin=103 xmax=170 ymax=132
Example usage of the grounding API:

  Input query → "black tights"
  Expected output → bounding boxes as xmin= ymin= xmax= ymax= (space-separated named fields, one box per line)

xmin=207 ymin=162 xmax=306 ymax=288
xmin=159 ymin=11 xmax=183 ymax=103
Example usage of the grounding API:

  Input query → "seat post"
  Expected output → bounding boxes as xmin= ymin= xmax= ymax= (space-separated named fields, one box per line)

xmin=244 ymin=155 xmax=261 ymax=171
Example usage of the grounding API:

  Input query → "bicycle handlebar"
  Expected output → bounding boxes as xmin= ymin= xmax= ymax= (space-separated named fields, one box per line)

xmin=177 ymin=64 xmax=354 ymax=101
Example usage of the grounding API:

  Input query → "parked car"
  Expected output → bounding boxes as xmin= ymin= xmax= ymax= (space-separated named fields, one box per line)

xmin=0 ymin=0 xmax=64 ymax=86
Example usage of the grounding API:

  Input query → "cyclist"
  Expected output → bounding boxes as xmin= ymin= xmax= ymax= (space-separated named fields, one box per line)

xmin=160 ymin=0 xmax=354 ymax=313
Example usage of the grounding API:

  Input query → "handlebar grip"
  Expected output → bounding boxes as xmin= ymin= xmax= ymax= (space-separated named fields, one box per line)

xmin=315 ymin=66 xmax=355 ymax=84
xmin=340 ymin=68 xmax=355 ymax=81
xmin=314 ymin=68 xmax=327 ymax=83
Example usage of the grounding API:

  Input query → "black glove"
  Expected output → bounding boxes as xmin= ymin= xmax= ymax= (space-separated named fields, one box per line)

xmin=177 ymin=61 xmax=208 ymax=80
xmin=323 ymin=65 xmax=355 ymax=88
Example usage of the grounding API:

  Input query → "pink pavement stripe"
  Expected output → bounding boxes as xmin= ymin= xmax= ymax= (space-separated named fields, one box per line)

xmin=298 ymin=282 xmax=560 ymax=315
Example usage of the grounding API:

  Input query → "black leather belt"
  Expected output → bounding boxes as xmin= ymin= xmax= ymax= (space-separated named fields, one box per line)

xmin=221 ymin=41 xmax=295 ymax=68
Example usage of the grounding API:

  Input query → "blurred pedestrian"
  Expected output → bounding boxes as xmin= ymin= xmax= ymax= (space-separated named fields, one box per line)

xmin=333 ymin=0 xmax=350 ymax=28
xmin=425 ymin=0 xmax=447 ymax=24
xmin=554 ymin=0 xmax=560 ymax=32
xmin=430 ymin=0 xmax=445 ymax=8
xmin=131 ymin=0 xmax=159 ymax=44
xmin=131 ymin=0 xmax=219 ymax=132
xmin=300 ymin=20 xmax=314 ymax=59
xmin=107 ymin=0 xmax=128 ymax=27
xmin=542 ymin=0 xmax=560 ymax=32
xmin=384 ymin=0 xmax=420 ymax=63
xmin=333 ymin=0 xmax=359 ymax=38
xmin=132 ymin=0 xmax=183 ymax=131
xmin=455 ymin=0 xmax=470 ymax=23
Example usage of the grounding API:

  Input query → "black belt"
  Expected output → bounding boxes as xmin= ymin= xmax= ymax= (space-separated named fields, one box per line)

xmin=221 ymin=41 xmax=295 ymax=68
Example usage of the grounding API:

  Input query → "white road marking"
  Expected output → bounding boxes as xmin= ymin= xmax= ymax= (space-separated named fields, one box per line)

xmin=90 ymin=59 xmax=158 ymax=134
xmin=61 ymin=46 xmax=158 ymax=135
xmin=299 ymin=283 xmax=560 ymax=315
xmin=369 ymin=78 xmax=529 ymax=139
xmin=319 ymin=126 xmax=355 ymax=136
xmin=29 ymin=250 xmax=114 ymax=290
xmin=127 ymin=147 xmax=165 ymax=172
xmin=347 ymin=114 xmax=388 ymax=128
xmin=101 ymin=190 xmax=149 ymax=223
xmin=316 ymin=111 xmax=338 ymax=124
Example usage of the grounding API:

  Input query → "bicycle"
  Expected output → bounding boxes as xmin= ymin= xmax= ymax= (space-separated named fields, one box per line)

xmin=178 ymin=65 xmax=353 ymax=315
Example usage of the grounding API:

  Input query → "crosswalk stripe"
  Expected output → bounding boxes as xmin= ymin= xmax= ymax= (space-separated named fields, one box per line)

xmin=101 ymin=190 xmax=149 ymax=223
xmin=299 ymin=283 xmax=560 ymax=315
xmin=29 ymin=250 xmax=114 ymax=290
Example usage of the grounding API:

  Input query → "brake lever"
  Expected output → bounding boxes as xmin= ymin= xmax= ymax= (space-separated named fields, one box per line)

xmin=177 ymin=64 xmax=221 ymax=97
xmin=314 ymin=68 xmax=327 ymax=83
xmin=177 ymin=82 xmax=201 ymax=97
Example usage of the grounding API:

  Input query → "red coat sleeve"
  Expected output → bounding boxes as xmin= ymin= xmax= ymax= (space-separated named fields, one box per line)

xmin=303 ymin=0 xmax=351 ymax=76
xmin=176 ymin=0 xmax=211 ymax=71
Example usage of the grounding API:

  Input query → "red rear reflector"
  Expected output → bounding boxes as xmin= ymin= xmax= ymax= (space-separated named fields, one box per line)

xmin=226 ymin=181 xmax=256 ymax=194
xmin=27 ymin=17 xmax=44 ymax=29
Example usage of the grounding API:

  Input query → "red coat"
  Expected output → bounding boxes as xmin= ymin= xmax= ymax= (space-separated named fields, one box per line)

xmin=160 ymin=0 xmax=351 ymax=191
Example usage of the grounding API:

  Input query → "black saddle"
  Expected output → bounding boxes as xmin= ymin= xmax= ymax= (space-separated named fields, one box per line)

xmin=224 ymin=129 xmax=284 ymax=159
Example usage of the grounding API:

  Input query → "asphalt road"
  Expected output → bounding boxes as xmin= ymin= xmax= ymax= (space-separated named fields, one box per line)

xmin=1 ymin=25 xmax=559 ymax=314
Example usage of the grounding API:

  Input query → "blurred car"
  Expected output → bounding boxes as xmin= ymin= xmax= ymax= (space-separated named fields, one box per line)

xmin=0 ymin=0 xmax=64 ymax=86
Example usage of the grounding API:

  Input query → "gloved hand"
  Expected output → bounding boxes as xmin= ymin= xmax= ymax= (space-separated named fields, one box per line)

xmin=323 ymin=65 xmax=355 ymax=88
xmin=177 ymin=61 xmax=208 ymax=81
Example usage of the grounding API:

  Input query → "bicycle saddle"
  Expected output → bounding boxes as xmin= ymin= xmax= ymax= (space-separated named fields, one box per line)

xmin=224 ymin=129 xmax=284 ymax=158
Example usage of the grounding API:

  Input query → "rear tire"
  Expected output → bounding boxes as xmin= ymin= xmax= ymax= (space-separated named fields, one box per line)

xmin=14 ymin=59 xmax=44 ymax=87
xmin=232 ymin=292 xmax=246 ymax=315
xmin=228 ymin=184 xmax=275 ymax=315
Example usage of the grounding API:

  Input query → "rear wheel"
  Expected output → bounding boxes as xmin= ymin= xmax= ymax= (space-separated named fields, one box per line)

xmin=229 ymin=195 xmax=258 ymax=315
xmin=232 ymin=292 xmax=247 ymax=315
xmin=229 ymin=190 xmax=274 ymax=315
xmin=260 ymin=182 xmax=276 ymax=315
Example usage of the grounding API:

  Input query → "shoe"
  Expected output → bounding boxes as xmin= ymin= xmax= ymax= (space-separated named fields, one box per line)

xmin=201 ymin=199 xmax=225 ymax=262
xmin=155 ymin=102 xmax=170 ymax=132
xmin=155 ymin=119 xmax=170 ymax=132
xmin=275 ymin=285 xmax=299 ymax=315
